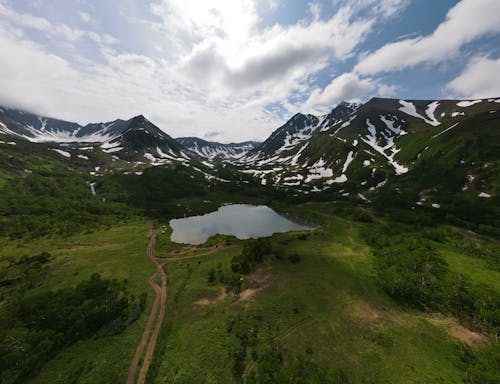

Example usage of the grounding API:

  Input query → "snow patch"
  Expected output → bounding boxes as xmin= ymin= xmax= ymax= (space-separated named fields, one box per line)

xmin=380 ymin=115 xmax=407 ymax=135
xmin=398 ymin=100 xmax=440 ymax=126
xmin=432 ymin=123 xmax=459 ymax=139
xmin=100 ymin=141 xmax=121 ymax=149
xmin=342 ymin=151 xmax=355 ymax=173
xmin=284 ymin=174 xmax=304 ymax=181
xmin=103 ymin=146 xmax=123 ymax=153
xmin=50 ymin=148 xmax=71 ymax=158
xmin=457 ymin=100 xmax=481 ymax=107
xmin=201 ymin=161 xmax=214 ymax=168
xmin=326 ymin=174 xmax=347 ymax=184
xmin=283 ymin=181 xmax=301 ymax=186
xmin=478 ymin=192 xmax=491 ymax=198
xmin=290 ymin=142 xmax=309 ymax=166
xmin=361 ymin=119 xmax=408 ymax=175
xmin=89 ymin=182 xmax=97 ymax=196
xmin=424 ymin=101 xmax=440 ymax=126
xmin=357 ymin=193 xmax=370 ymax=202
xmin=304 ymin=158 xmax=333 ymax=183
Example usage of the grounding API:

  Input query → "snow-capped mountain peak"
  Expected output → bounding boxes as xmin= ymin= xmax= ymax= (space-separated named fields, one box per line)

xmin=176 ymin=137 xmax=260 ymax=160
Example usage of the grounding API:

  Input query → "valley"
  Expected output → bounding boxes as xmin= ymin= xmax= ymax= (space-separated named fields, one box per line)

xmin=0 ymin=97 xmax=499 ymax=384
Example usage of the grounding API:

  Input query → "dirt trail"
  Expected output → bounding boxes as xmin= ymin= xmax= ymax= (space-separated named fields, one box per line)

xmin=126 ymin=226 xmax=167 ymax=384
xmin=127 ymin=233 xmax=235 ymax=383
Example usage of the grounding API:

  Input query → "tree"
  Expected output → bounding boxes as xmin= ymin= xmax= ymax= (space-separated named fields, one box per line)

xmin=207 ymin=268 xmax=216 ymax=284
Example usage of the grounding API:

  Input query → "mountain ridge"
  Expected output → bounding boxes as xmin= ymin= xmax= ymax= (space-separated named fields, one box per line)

xmin=176 ymin=137 xmax=260 ymax=160
xmin=2 ymin=96 xmax=499 ymax=195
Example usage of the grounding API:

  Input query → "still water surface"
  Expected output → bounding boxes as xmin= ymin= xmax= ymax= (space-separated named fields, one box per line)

xmin=169 ymin=204 xmax=312 ymax=244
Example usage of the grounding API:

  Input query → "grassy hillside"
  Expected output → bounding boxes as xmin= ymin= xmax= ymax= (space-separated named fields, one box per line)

xmin=141 ymin=203 xmax=498 ymax=384
xmin=0 ymin=194 xmax=498 ymax=383
xmin=0 ymin=221 xmax=155 ymax=384
xmin=374 ymin=111 xmax=500 ymax=236
xmin=1 ymin=111 xmax=499 ymax=383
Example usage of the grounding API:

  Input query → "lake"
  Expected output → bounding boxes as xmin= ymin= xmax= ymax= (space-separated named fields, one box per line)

xmin=169 ymin=204 xmax=312 ymax=244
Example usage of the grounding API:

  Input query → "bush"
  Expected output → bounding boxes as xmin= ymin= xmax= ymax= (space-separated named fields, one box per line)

xmin=0 ymin=273 xmax=141 ymax=383
xmin=288 ymin=253 xmax=301 ymax=264
xmin=207 ymin=268 xmax=216 ymax=284
xmin=368 ymin=231 xmax=500 ymax=333
xmin=231 ymin=239 xmax=273 ymax=275
xmin=465 ymin=341 xmax=500 ymax=384
xmin=373 ymin=241 xmax=448 ymax=309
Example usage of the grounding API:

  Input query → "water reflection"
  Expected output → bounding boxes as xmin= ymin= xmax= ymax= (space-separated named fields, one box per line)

xmin=169 ymin=204 xmax=312 ymax=244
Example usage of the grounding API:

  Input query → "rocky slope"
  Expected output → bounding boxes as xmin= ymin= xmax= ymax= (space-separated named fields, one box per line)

xmin=176 ymin=137 xmax=259 ymax=160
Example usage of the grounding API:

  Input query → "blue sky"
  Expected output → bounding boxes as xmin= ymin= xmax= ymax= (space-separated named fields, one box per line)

xmin=0 ymin=0 xmax=499 ymax=142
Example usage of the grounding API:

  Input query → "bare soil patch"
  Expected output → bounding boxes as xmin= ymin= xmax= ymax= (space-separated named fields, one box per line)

xmin=238 ymin=268 xmax=271 ymax=303
xmin=195 ymin=287 xmax=228 ymax=306
xmin=348 ymin=296 xmax=487 ymax=348
xmin=424 ymin=314 xmax=486 ymax=347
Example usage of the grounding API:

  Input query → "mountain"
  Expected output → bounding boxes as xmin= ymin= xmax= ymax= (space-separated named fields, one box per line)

xmin=2 ymin=97 xmax=499 ymax=205
xmin=100 ymin=115 xmax=188 ymax=162
xmin=317 ymin=101 xmax=363 ymax=132
xmin=251 ymin=113 xmax=320 ymax=157
xmin=237 ymin=97 xmax=500 ymax=199
xmin=243 ymin=101 xmax=361 ymax=163
xmin=176 ymin=137 xmax=259 ymax=160
xmin=0 ymin=106 xmax=196 ymax=168
xmin=0 ymin=106 xmax=129 ymax=143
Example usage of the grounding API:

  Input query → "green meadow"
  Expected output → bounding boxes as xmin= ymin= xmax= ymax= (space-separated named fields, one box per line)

xmin=0 ymin=220 xmax=155 ymax=384
xmin=1 ymin=203 xmax=498 ymax=383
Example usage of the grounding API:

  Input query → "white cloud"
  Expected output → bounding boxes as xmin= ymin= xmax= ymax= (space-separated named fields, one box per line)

xmin=446 ymin=56 xmax=500 ymax=99
xmin=5 ymin=0 xmax=486 ymax=143
xmin=334 ymin=0 xmax=410 ymax=18
xmin=369 ymin=0 xmax=410 ymax=18
xmin=355 ymin=0 xmax=500 ymax=75
xmin=159 ymin=1 xmax=374 ymax=96
xmin=303 ymin=72 xmax=376 ymax=112
xmin=377 ymin=83 xmax=398 ymax=97
xmin=78 ymin=11 xmax=93 ymax=24
xmin=0 ymin=6 xmax=49 ymax=29
xmin=0 ymin=0 xmax=387 ymax=141
xmin=0 ymin=2 xmax=117 ymax=45
xmin=0 ymin=20 xmax=280 ymax=142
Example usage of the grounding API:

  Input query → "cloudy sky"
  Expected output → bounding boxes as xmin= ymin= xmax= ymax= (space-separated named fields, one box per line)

xmin=0 ymin=0 xmax=499 ymax=142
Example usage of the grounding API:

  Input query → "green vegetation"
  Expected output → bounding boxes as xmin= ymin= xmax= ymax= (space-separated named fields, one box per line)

xmin=363 ymin=225 xmax=499 ymax=334
xmin=374 ymin=112 xmax=500 ymax=237
xmin=0 ymin=271 xmax=144 ymax=384
xmin=0 ymin=167 xmax=129 ymax=240
xmin=0 ymin=129 xmax=499 ymax=383
xmin=0 ymin=221 xmax=155 ymax=384
xmin=141 ymin=203 xmax=499 ymax=384
xmin=231 ymin=238 xmax=273 ymax=274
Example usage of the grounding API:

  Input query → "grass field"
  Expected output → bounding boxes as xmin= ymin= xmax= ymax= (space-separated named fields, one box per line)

xmin=0 ymin=220 xmax=156 ymax=384
xmin=145 ymin=207 xmax=496 ymax=384
xmin=441 ymin=248 xmax=500 ymax=293
xmin=1 ymin=204 xmax=497 ymax=383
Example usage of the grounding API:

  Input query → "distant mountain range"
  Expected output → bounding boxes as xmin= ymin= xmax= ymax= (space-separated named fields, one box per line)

xmin=176 ymin=137 xmax=260 ymax=160
xmin=237 ymin=97 xmax=500 ymax=197
xmin=1 ymin=96 xmax=499 ymax=206
xmin=0 ymin=106 xmax=259 ymax=162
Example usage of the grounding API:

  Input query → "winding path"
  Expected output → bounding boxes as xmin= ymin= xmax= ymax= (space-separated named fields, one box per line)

xmin=126 ymin=226 xmax=167 ymax=384
xmin=127 ymin=229 xmax=235 ymax=383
